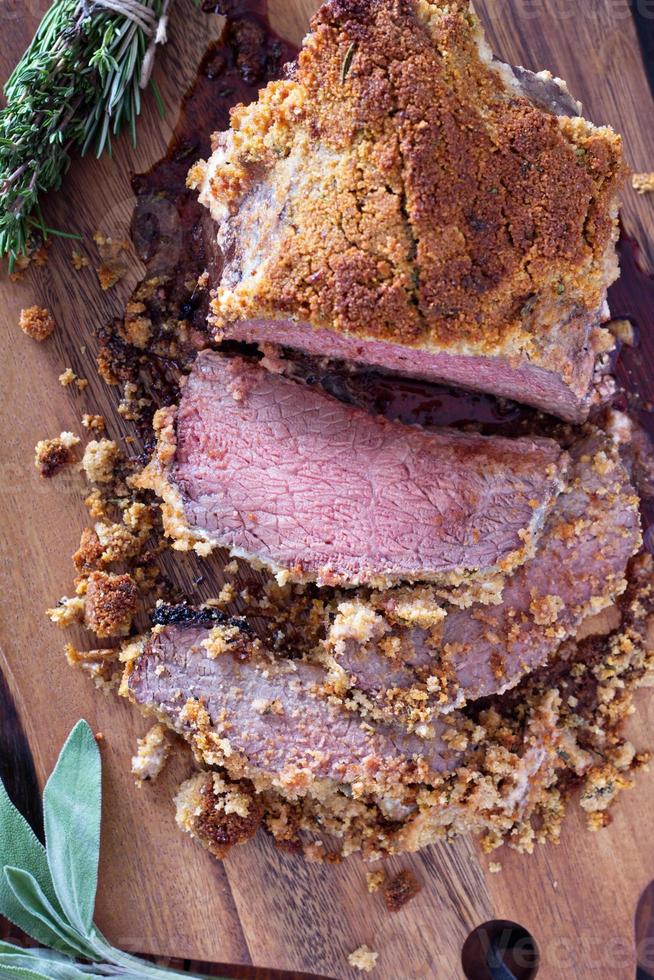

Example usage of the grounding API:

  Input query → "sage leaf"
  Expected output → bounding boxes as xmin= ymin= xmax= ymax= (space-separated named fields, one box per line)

xmin=0 ymin=943 xmax=104 ymax=978
xmin=43 ymin=720 xmax=101 ymax=935
xmin=4 ymin=867 xmax=97 ymax=961
xmin=0 ymin=966 xmax=56 ymax=979
xmin=0 ymin=948 xmax=93 ymax=980
xmin=0 ymin=780 xmax=62 ymax=917
xmin=0 ymin=722 xmax=225 ymax=980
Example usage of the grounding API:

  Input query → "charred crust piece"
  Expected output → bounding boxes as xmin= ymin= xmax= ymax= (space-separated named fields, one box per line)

xmin=150 ymin=601 xmax=252 ymax=634
xmin=382 ymin=869 xmax=422 ymax=912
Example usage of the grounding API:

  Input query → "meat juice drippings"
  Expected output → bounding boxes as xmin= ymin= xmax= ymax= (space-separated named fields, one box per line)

xmin=609 ymin=233 xmax=654 ymax=539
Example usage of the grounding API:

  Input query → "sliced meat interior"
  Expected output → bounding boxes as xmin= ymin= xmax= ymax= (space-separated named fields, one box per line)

xmin=122 ymin=615 xmax=461 ymax=800
xmin=137 ymin=351 xmax=567 ymax=589
xmin=122 ymin=611 xmax=563 ymax=857
xmin=323 ymin=430 xmax=641 ymax=723
xmin=191 ymin=0 xmax=624 ymax=421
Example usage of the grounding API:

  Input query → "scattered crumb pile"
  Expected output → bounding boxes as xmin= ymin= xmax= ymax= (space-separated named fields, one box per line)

xmin=51 ymin=437 xmax=654 ymax=863
xmin=47 ymin=434 xmax=166 ymax=643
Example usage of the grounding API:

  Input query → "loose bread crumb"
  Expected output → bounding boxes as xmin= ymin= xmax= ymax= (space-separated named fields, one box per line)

xmin=383 ymin=869 xmax=422 ymax=911
xmin=366 ymin=870 xmax=385 ymax=893
xmin=71 ymin=250 xmax=89 ymax=270
xmin=608 ymin=318 xmax=635 ymax=346
xmin=81 ymin=414 xmax=106 ymax=433
xmin=348 ymin=946 xmax=378 ymax=973
xmin=201 ymin=624 xmax=242 ymax=659
xmin=97 ymin=264 xmax=121 ymax=290
xmin=47 ymin=595 xmax=85 ymax=627
xmin=174 ymin=771 xmax=263 ymax=859
xmin=84 ymin=570 xmax=138 ymax=637
xmin=82 ymin=439 xmax=119 ymax=484
xmin=59 ymin=367 xmax=77 ymax=387
xmin=34 ymin=432 xmax=80 ymax=477
xmin=94 ymin=231 xmax=130 ymax=290
xmin=632 ymin=172 xmax=654 ymax=194
xmin=131 ymin=723 xmax=171 ymax=783
xmin=72 ymin=528 xmax=105 ymax=576
xmin=20 ymin=306 xmax=55 ymax=341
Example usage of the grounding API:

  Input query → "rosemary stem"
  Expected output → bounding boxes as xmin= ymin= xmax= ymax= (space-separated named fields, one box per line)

xmin=0 ymin=0 xmax=173 ymax=269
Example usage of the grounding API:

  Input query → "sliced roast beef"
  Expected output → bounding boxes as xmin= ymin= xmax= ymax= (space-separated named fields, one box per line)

xmin=122 ymin=618 xmax=461 ymax=799
xmin=323 ymin=430 xmax=641 ymax=721
xmin=137 ymin=352 xmax=567 ymax=589
xmin=191 ymin=0 xmax=623 ymax=420
xmin=122 ymin=613 xmax=564 ymax=857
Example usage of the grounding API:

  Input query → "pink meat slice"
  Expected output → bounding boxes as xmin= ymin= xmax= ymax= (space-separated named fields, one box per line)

xmin=331 ymin=430 xmax=641 ymax=712
xmin=221 ymin=313 xmax=601 ymax=423
xmin=164 ymin=351 xmax=566 ymax=587
xmin=125 ymin=620 xmax=460 ymax=790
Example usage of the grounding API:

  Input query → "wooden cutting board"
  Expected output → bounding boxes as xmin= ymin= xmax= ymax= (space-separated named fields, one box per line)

xmin=2 ymin=1 xmax=654 ymax=977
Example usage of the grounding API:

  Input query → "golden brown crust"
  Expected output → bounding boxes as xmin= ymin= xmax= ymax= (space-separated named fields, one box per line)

xmin=73 ymin=528 xmax=105 ymax=577
xmin=84 ymin=570 xmax=139 ymax=637
xmin=132 ymin=408 xmax=215 ymax=555
xmin=197 ymin=0 xmax=624 ymax=367
xmin=81 ymin=439 xmax=119 ymax=485
xmin=19 ymin=305 xmax=55 ymax=341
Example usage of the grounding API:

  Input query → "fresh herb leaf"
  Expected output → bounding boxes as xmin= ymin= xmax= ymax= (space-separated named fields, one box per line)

xmin=0 ymin=782 xmax=64 ymax=928
xmin=4 ymin=867 xmax=97 ymax=961
xmin=341 ymin=41 xmax=356 ymax=83
xmin=0 ymin=966 xmax=57 ymax=979
xmin=0 ymin=0 xmax=174 ymax=270
xmin=43 ymin=721 xmax=101 ymax=936
xmin=0 ymin=721 xmax=228 ymax=980
xmin=0 ymin=942 xmax=93 ymax=979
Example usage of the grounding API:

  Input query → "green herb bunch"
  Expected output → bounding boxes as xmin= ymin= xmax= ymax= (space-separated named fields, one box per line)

xmin=0 ymin=0 xmax=169 ymax=271
xmin=0 ymin=720 xmax=224 ymax=979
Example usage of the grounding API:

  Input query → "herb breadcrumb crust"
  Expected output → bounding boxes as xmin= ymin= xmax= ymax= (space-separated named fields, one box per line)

xmin=191 ymin=0 xmax=624 ymax=419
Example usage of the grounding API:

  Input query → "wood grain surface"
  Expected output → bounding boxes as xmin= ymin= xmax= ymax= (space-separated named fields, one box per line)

xmin=1 ymin=2 xmax=654 ymax=978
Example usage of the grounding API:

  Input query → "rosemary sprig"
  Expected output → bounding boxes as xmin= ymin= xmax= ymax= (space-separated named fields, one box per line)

xmin=0 ymin=720 xmax=226 ymax=979
xmin=0 ymin=0 xmax=171 ymax=271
